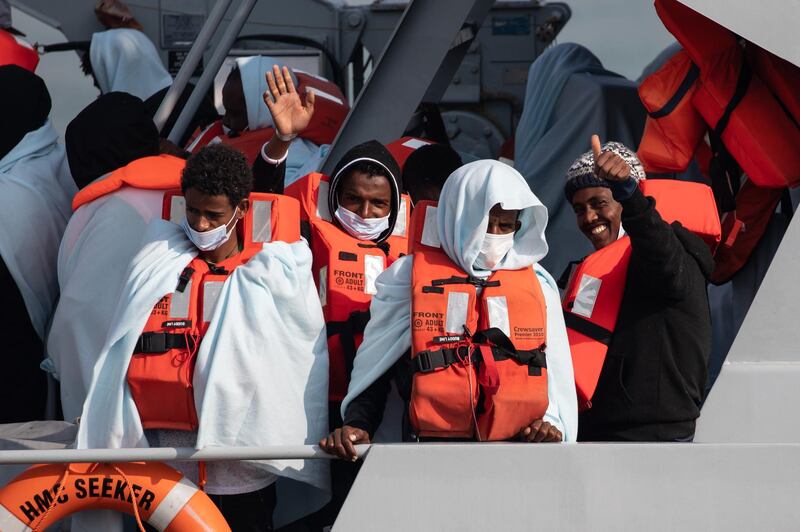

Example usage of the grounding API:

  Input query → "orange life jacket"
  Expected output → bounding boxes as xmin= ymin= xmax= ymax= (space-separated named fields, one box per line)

xmin=637 ymin=50 xmax=705 ymax=173
xmin=654 ymin=0 xmax=800 ymax=189
xmin=408 ymin=201 xmax=549 ymax=441
xmin=284 ymin=172 xmax=410 ymax=401
xmin=126 ymin=190 xmax=301 ymax=430
xmin=0 ymin=29 xmax=38 ymax=71
xmin=71 ymin=154 xmax=186 ymax=211
xmin=185 ymin=71 xmax=349 ymax=162
xmin=562 ymin=180 xmax=721 ymax=411
xmin=385 ymin=136 xmax=434 ymax=170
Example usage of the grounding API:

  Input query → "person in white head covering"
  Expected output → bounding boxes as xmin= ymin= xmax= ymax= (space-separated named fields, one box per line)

xmin=88 ymin=28 xmax=172 ymax=101
xmin=320 ymin=159 xmax=579 ymax=460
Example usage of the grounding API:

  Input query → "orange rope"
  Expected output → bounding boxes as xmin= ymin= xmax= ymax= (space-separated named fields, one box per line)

xmin=112 ymin=464 xmax=146 ymax=532
xmin=31 ymin=465 xmax=71 ymax=531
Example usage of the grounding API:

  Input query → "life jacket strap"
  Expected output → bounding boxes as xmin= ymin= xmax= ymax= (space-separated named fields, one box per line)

xmin=134 ymin=332 xmax=194 ymax=354
xmin=326 ymin=309 xmax=372 ymax=378
xmin=563 ymin=311 xmax=613 ymax=346
xmin=430 ymin=275 xmax=501 ymax=288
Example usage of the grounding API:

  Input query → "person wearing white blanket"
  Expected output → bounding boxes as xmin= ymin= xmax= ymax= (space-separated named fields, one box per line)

xmin=76 ymin=144 xmax=329 ymax=530
xmin=322 ymin=159 xmax=578 ymax=459
xmin=0 ymin=65 xmax=76 ymax=422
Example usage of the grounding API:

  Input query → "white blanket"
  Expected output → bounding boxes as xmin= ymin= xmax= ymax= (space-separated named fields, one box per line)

xmin=342 ymin=160 xmax=578 ymax=442
xmin=77 ymin=220 xmax=329 ymax=524
xmin=47 ymin=186 xmax=167 ymax=421
xmin=0 ymin=120 xmax=75 ymax=339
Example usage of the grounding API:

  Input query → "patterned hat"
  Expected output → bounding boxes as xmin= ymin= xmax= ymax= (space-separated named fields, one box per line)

xmin=564 ymin=141 xmax=646 ymax=201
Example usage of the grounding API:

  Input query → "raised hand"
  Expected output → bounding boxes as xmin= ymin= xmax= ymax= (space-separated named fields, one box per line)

xmin=263 ymin=65 xmax=315 ymax=140
xmin=592 ymin=134 xmax=631 ymax=182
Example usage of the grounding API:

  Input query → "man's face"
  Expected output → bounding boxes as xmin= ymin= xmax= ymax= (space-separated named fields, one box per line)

xmin=337 ymin=171 xmax=392 ymax=219
xmin=184 ymin=187 xmax=246 ymax=233
xmin=486 ymin=204 xmax=521 ymax=235
xmin=221 ymin=70 xmax=248 ymax=134
xmin=571 ymin=187 xmax=621 ymax=250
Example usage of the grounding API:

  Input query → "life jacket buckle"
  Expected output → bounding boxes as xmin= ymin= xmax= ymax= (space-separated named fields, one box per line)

xmin=138 ymin=332 xmax=167 ymax=353
xmin=415 ymin=350 xmax=446 ymax=373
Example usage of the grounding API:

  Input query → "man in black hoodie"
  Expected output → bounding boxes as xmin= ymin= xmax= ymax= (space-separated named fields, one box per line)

xmin=565 ymin=135 xmax=712 ymax=441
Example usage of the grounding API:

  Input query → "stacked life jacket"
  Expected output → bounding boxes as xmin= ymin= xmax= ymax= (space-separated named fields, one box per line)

xmin=284 ymin=172 xmax=410 ymax=402
xmin=126 ymin=189 xmax=301 ymax=430
xmin=0 ymin=29 xmax=38 ymax=71
xmin=385 ymin=136 xmax=434 ymax=170
xmin=639 ymin=0 xmax=800 ymax=283
xmin=562 ymin=180 xmax=721 ymax=411
xmin=185 ymin=70 xmax=349 ymax=163
xmin=408 ymin=201 xmax=549 ymax=441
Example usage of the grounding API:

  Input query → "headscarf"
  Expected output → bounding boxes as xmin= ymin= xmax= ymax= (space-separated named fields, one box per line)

xmin=66 ymin=92 xmax=159 ymax=189
xmin=0 ymin=65 xmax=51 ymax=160
xmin=328 ymin=140 xmax=403 ymax=243
xmin=563 ymin=141 xmax=647 ymax=201
xmin=235 ymin=55 xmax=295 ymax=130
xmin=438 ymin=159 xmax=549 ymax=278
xmin=90 ymin=28 xmax=172 ymax=101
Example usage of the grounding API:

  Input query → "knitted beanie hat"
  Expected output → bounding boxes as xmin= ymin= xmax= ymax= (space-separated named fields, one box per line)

xmin=564 ymin=141 xmax=646 ymax=201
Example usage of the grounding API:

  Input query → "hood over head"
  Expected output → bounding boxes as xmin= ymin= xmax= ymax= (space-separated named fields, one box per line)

xmin=66 ymin=92 xmax=159 ymax=189
xmin=90 ymin=28 xmax=172 ymax=101
xmin=235 ymin=55 xmax=295 ymax=131
xmin=438 ymin=159 xmax=549 ymax=277
xmin=0 ymin=64 xmax=51 ymax=160
xmin=328 ymin=140 xmax=402 ymax=243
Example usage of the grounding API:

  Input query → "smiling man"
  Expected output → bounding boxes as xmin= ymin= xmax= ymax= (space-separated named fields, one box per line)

xmin=563 ymin=136 xmax=712 ymax=442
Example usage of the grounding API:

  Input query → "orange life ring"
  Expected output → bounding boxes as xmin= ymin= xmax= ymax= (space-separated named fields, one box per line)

xmin=0 ymin=462 xmax=230 ymax=531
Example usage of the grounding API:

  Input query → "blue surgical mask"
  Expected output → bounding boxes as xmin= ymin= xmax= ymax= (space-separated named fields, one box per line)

xmin=181 ymin=208 xmax=239 ymax=251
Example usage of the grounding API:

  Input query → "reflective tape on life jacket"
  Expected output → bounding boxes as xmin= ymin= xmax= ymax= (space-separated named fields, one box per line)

xmin=0 ymin=462 xmax=230 ymax=531
xmin=408 ymin=201 xmax=548 ymax=441
xmin=655 ymin=0 xmax=800 ymax=189
xmin=127 ymin=191 xmax=300 ymax=430
xmin=0 ymin=30 xmax=39 ymax=71
xmin=284 ymin=172 xmax=410 ymax=401
xmin=385 ymin=136 xmax=434 ymax=170
xmin=72 ymin=155 xmax=186 ymax=212
xmin=186 ymin=71 xmax=349 ymax=161
xmin=562 ymin=180 xmax=720 ymax=410
xmin=637 ymin=50 xmax=705 ymax=173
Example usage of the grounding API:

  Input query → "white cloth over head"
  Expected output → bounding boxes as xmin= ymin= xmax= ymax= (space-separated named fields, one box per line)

xmin=90 ymin=28 xmax=173 ymax=101
xmin=0 ymin=119 xmax=75 ymax=339
xmin=76 ymin=220 xmax=330 ymax=525
xmin=342 ymin=159 xmax=578 ymax=442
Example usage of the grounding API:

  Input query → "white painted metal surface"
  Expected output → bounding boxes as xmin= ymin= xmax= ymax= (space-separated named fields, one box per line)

xmin=335 ymin=443 xmax=800 ymax=531
xmin=679 ymin=0 xmax=800 ymax=67
xmin=696 ymin=208 xmax=800 ymax=443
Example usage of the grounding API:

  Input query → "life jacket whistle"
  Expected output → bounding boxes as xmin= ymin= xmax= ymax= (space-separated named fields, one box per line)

xmin=409 ymin=201 xmax=549 ymax=441
xmin=563 ymin=180 xmax=720 ymax=411
xmin=126 ymin=191 xmax=300 ymax=430
xmin=285 ymin=172 xmax=410 ymax=401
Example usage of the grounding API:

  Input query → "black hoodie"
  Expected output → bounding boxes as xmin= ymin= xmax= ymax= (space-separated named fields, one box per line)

xmin=253 ymin=139 xmax=403 ymax=243
xmin=577 ymin=186 xmax=714 ymax=442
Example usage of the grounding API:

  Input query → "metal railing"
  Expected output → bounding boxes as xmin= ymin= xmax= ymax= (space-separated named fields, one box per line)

xmin=0 ymin=445 xmax=370 ymax=465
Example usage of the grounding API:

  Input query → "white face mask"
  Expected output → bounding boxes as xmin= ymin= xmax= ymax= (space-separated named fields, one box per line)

xmin=334 ymin=205 xmax=390 ymax=241
xmin=474 ymin=232 xmax=515 ymax=270
xmin=181 ymin=208 xmax=239 ymax=251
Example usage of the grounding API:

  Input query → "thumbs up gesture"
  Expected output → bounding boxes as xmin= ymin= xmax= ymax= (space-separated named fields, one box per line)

xmin=591 ymin=134 xmax=631 ymax=182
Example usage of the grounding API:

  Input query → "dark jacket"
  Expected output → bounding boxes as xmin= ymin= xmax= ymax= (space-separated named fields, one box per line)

xmin=577 ymin=185 xmax=713 ymax=442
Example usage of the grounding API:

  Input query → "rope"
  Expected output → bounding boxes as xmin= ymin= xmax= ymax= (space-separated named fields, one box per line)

xmin=31 ymin=465 xmax=71 ymax=531
xmin=112 ymin=464 xmax=146 ymax=532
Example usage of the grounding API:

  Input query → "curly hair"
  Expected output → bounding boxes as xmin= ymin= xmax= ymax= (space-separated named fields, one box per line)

xmin=181 ymin=144 xmax=253 ymax=207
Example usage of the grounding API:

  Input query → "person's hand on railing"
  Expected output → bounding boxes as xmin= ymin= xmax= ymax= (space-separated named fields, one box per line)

xmin=518 ymin=418 xmax=563 ymax=443
xmin=320 ymin=425 xmax=370 ymax=461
